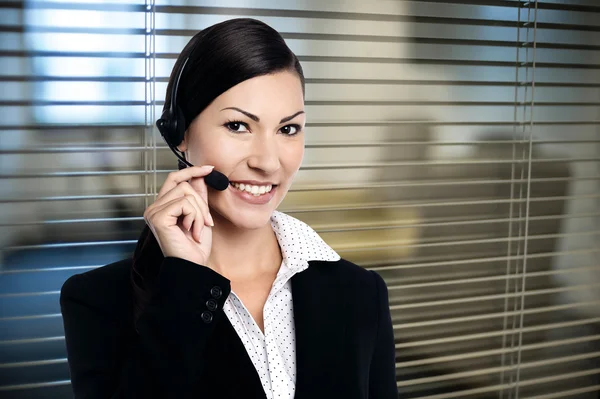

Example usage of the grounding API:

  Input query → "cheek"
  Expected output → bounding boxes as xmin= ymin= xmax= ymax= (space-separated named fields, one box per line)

xmin=194 ymin=133 xmax=236 ymax=165
xmin=282 ymin=141 xmax=304 ymax=171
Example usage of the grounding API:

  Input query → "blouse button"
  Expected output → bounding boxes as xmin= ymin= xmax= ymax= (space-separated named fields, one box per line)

xmin=200 ymin=311 xmax=213 ymax=324
xmin=206 ymin=299 xmax=218 ymax=311
xmin=210 ymin=286 xmax=223 ymax=299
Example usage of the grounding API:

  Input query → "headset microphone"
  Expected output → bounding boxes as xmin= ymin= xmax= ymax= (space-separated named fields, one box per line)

xmin=156 ymin=51 xmax=230 ymax=191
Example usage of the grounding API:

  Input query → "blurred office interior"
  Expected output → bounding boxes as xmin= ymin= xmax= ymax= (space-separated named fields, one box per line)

xmin=0 ymin=0 xmax=599 ymax=398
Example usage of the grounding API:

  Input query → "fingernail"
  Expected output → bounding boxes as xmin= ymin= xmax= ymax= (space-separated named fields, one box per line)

xmin=205 ymin=165 xmax=215 ymax=170
xmin=208 ymin=213 xmax=215 ymax=226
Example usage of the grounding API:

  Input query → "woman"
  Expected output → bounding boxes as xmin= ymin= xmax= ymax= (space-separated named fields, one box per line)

xmin=60 ymin=18 xmax=398 ymax=399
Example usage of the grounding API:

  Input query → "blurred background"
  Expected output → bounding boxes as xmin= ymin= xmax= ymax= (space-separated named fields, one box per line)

xmin=1 ymin=0 xmax=599 ymax=398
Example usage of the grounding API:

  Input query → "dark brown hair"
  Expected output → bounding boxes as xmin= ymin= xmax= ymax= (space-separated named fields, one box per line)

xmin=166 ymin=17 xmax=304 ymax=133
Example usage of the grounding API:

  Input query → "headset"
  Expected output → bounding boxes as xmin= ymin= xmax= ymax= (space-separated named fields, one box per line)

xmin=156 ymin=54 xmax=193 ymax=170
xmin=155 ymin=44 xmax=229 ymax=191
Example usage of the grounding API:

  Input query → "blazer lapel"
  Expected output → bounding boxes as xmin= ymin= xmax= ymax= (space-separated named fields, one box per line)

xmin=291 ymin=261 xmax=347 ymax=398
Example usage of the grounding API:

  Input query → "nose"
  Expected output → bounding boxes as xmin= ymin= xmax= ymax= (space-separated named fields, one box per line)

xmin=246 ymin=133 xmax=281 ymax=174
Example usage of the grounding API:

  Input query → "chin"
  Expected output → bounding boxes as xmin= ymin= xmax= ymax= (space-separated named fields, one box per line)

xmin=221 ymin=208 xmax=274 ymax=230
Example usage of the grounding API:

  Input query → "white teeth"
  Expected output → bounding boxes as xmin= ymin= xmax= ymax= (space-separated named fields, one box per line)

xmin=231 ymin=182 xmax=274 ymax=196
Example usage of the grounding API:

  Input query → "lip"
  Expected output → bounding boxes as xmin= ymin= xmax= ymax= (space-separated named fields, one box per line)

xmin=229 ymin=184 xmax=277 ymax=205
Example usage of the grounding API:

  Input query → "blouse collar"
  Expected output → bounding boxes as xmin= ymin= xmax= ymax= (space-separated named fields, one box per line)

xmin=270 ymin=211 xmax=340 ymax=274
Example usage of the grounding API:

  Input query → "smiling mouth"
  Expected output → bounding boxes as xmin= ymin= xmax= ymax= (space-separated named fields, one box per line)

xmin=230 ymin=182 xmax=277 ymax=196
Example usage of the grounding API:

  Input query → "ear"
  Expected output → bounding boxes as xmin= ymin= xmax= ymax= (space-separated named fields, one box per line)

xmin=176 ymin=132 xmax=188 ymax=153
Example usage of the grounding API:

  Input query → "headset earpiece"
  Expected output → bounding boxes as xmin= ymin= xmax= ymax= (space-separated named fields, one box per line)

xmin=173 ymin=105 xmax=186 ymax=147
xmin=157 ymin=52 xmax=187 ymax=150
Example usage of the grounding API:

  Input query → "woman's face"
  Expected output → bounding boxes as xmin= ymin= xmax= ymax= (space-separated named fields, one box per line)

xmin=179 ymin=70 xmax=305 ymax=230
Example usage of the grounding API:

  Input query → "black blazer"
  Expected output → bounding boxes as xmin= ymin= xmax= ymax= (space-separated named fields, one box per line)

xmin=60 ymin=254 xmax=398 ymax=398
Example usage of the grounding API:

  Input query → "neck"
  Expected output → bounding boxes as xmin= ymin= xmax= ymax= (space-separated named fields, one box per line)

xmin=207 ymin=213 xmax=282 ymax=281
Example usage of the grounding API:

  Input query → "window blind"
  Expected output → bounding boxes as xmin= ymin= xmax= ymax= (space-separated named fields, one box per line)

xmin=0 ymin=0 xmax=599 ymax=398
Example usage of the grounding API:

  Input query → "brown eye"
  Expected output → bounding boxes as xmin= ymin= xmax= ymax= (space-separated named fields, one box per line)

xmin=280 ymin=124 xmax=300 ymax=135
xmin=225 ymin=121 xmax=249 ymax=133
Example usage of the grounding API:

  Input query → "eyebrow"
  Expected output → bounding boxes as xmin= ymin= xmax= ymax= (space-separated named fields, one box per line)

xmin=221 ymin=107 xmax=305 ymax=124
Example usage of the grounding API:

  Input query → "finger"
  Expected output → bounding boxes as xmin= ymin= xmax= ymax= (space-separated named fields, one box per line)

xmin=181 ymin=194 xmax=209 ymax=242
xmin=157 ymin=165 xmax=215 ymax=199
xmin=182 ymin=195 xmax=202 ymax=236
xmin=154 ymin=181 xmax=195 ymax=207
xmin=148 ymin=196 xmax=198 ymax=233
xmin=189 ymin=175 xmax=209 ymax=207
xmin=190 ymin=191 xmax=214 ymax=228
xmin=153 ymin=182 xmax=213 ymax=227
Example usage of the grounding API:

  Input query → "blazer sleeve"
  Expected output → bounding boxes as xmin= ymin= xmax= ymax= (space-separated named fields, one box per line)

xmin=60 ymin=257 xmax=231 ymax=399
xmin=368 ymin=270 xmax=399 ymax=398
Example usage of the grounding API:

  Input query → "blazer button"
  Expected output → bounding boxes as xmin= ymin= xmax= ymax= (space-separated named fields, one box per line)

xmin=210 ymin=286 xmax=222 ymax=299
xmin=201 ymin=311 xmax=213 ymax=324
xmin=206 ymin=299 xmax=218 ymax=311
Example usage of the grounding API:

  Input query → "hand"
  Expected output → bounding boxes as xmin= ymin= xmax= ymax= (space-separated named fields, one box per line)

xmin=143 ymin=165 xmax=216 ymax=268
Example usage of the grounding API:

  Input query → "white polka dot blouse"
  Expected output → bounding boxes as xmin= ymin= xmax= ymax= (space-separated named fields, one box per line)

xmin=222 ymin=211 xmax=340 ymax=399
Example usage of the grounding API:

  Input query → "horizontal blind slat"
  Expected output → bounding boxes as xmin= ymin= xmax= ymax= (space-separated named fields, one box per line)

xmin=523 ymin=385 xmax=600 ymax=399
xmin=0 ymin=380 xmax=71 ymax=392
xmin=368 ymin=248 xmax=600 ymax=270
xmin=0 ymin=359 xmax=66 ymax=369
xmin=3 ymin=49 xmax=600 ymax=69
xmin=6 ymin=25 xmax=600 ymax=52
xmin=2 ymin=121 xmax=600 ymax=131
xmin=397 ymin=355 xmax=600 ymax=387
xmin=395 ymin=317 xmax=600 ymax=348
xmin=396 ymin=334 xmax=600 ymax=367
xmin=405 ymin=368 xmax=600 ymax=399
xmin=391 ymin=299 xmax=600 ymax=326
xmin=388 ymin=266 xmax=600 ymax=290
xmin=2 ymin=140 xmax=600 ymax=154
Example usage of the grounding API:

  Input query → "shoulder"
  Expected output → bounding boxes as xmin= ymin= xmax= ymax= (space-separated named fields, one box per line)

xmin=308 ymin=258 xmax=387 ymax=298
xmin=304 ymin=259 xmax=389 ymax=337
xmin=61 ymin=257 xmax=133 ymax=299
xmin=60 ymin=258 xmax=134 ymax=322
